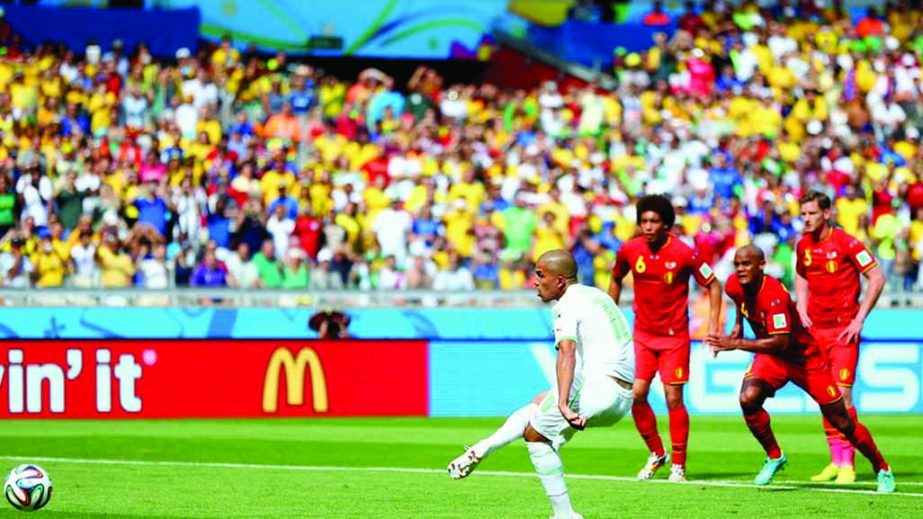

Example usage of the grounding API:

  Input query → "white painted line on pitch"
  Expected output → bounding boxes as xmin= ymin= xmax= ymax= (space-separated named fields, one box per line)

xmin=0 ymin=455 xmax=918 ymax=498
xmin=776 ymin=479 xmax=923 ymax=488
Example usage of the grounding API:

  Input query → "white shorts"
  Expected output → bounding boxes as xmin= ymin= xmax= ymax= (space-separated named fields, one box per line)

xmin=529 ymin=372 xmax=633 ymax=450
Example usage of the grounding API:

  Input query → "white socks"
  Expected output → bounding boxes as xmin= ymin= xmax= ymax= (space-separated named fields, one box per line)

xmin=527 ymin=441 xmax=573 ymax=518
xmin=472 ymin=403 xmax=537 ymax=458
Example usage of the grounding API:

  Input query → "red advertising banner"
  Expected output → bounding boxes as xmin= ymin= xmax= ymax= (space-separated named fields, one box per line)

xmin=0 ymin=340 xmax=428 ymax=418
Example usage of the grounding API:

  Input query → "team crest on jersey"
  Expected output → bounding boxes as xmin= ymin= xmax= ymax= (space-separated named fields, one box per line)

xmin=826 ymin=260 xmax=838 ymax=273
xmin=772 ymin=313 xmax=787 ymax=329
xmin=699 ymin=263 xmax=713 ymax=279
xmin=856 ymin=251 xmax=873 ymax=267
xmin=664 ymin=272 xmax=674 ymax=284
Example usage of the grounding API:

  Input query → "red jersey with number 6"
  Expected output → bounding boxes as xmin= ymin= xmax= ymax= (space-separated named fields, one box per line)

xmin=796 ymin=228 xmax=877 ymax=328
xmin=612 ymin=235 xmax=716 ymax=338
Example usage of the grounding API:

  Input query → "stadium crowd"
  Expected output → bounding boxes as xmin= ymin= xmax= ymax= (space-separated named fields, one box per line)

xmin=1 ymin=1 xmax=923 ymax=295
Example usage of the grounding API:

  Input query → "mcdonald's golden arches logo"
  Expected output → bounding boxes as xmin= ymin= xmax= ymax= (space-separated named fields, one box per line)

xmin=263 ymin=347 xmax=329 ymax=413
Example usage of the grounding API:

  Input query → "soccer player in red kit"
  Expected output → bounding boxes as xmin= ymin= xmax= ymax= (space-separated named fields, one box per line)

xmin=609 ymin=194 xmax=723 ymax=482
xmin=795 ymin=191 xmax=885 ymax=484
xmin=706 ymin=245 xmax=894 ymax=492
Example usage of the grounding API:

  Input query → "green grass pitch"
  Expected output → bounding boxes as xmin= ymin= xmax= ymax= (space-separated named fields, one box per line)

xmin=0 ymin=415 xmax=919 ymax=518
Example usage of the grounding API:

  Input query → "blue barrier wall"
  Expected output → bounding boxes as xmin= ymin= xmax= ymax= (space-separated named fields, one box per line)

xmin=428 ymin=341 xmax=923 ymax=416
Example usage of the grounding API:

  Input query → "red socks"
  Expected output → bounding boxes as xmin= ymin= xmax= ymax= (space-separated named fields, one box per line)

xmin=668 ymin=406 xmax=689 ymax=468
xmin=632 ymin=403 xmax=665 ymax=457
xmin=744 ymin=409 xmax=782 ymax=459
xmin=844 ymin=421 xmax=888 ymax=473
xmin=631 ymin=403 xmax=689 ymax=468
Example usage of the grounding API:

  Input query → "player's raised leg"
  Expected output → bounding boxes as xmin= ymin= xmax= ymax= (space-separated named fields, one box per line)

xmin=739 ymin=378 xmax=787 ymax=486
xmin=447 ymin=394 xmax=542 ymax=479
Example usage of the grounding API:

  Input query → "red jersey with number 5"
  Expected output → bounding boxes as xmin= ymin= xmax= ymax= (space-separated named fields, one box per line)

xmin=796 ymin=228 xmax=877 ymax=328
xmin=725 ymin=273 xmax=820 ymax=361
xmin=611 ymin=235 xmax=716 ymax=338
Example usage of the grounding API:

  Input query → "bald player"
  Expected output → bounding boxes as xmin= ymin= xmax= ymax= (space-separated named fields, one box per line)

xmin=705 ymin=246 xmax=894 ymax=492
xmin=448 ymin=250 xmax=636 ymax=519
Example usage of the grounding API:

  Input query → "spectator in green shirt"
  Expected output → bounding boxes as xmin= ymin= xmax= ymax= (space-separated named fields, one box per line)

xmin=252 ymin=238 xmax=283 ymax=288
xmin=500 ymin=193 xmax=537 ymax=259
xmin=281 ymin=247 xmax=309 ymax=289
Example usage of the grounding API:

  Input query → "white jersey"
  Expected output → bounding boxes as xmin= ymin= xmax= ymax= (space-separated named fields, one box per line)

xmin=552 ymin=284 xmax=634 ymax=384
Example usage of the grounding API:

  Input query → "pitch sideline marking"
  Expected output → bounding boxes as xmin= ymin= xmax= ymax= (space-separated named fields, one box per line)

xmin=0 ymin=455 xmax=919 ymax=498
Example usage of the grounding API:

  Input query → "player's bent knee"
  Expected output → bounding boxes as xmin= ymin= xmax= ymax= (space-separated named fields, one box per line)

xmin=739 ymin=392 xmax=762 ymax=414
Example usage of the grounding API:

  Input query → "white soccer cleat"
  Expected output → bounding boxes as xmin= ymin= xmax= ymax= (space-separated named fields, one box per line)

xmin=447 ymin=446 xmax=481 ymax=480
xmin=668 ymin=465 xmax=687 ymax=482
xmin=637 ymin=452 xmax=670 ymax=480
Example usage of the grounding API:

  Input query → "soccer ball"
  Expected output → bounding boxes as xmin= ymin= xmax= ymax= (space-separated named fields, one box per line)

xmin=4 ymin=464 xmax=52 ymax=511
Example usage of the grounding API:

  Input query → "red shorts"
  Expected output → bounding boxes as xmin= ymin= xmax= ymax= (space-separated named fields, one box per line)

xmin=811 ymin=326 xmax=859 ymax=387
xmin=745 ymin=352 xmax=842 ymax=405
xmin=634 ymin=329 xmax=690 ymax=385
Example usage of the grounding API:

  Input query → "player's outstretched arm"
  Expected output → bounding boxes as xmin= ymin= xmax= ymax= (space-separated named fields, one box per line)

xmin=705 ymin=331 xmax=789 ymax=355
xmin=555 ymin=339 xmax=586 ymax=430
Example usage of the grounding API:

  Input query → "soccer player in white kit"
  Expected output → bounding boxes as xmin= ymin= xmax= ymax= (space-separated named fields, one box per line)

xmin=447 ymin=249 xmax=635 ymax=519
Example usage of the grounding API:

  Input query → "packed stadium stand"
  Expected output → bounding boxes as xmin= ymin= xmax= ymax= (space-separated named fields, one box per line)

xmin=0 ymin=0 xmax=921 ymax=299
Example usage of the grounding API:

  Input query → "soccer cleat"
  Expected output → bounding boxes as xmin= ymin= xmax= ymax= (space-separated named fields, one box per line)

xmin=550 ymin=513 xmax=583 ymax=519
xmin=754 ymin=454 xmax=787 ymax=486
xmin=637 ymin=452 xmax=670 ymax=480
xmin=877 ymin=469 xmax=895 ymax=493
xmin=447 ymin=446 xmax=481 ymax=480
xmin=810 ymin=463 xmax=840 ymax=482
xmin=835 ymin=466 xmax=856 ymax=484
xmin=668 ymin=465 xmax=687 ymax=482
